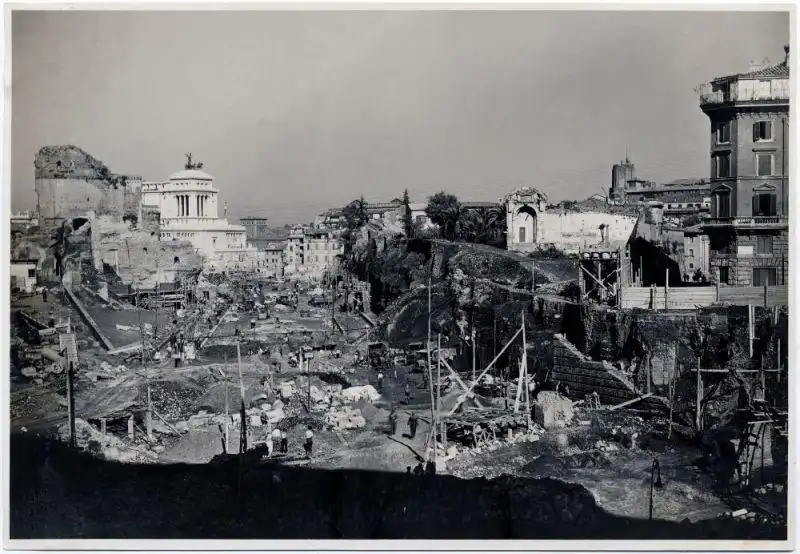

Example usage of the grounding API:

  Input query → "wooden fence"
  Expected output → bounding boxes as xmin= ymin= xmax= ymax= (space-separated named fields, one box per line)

xmin=620 ymin=284 xmax=788 ymax=310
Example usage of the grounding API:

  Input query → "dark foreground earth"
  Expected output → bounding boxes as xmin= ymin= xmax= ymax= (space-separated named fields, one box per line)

xmin=9 ymin=434 xmax=785 ymax=540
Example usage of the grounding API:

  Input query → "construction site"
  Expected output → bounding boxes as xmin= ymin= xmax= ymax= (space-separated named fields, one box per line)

xmin=9 ymin=206 xmax=789 ymax=540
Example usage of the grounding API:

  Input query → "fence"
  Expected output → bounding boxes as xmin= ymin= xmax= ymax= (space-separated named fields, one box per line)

xmin=620 ymin=284 xmax=788 ymax=310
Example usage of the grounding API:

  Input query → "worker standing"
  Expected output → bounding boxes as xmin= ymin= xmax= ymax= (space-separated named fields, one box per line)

xmin=404 ymin=382 xmax=412 ymax=405
xmin=304 ymin=426 xmax=314 ymax=458
xmin=42 ymin=288 xmax=48 ymax=303
xmin=388 ymin=409 xmax=398 ymax=436
xmin=377 ymin=371 xmax=384 ymax=391
xmin=408 ymin=412 xmax=418 ymax=439
xmin=280 ymin=430 xmax=288 ymax=453
xmin=270 ymin=427 xmax=281 ymax=456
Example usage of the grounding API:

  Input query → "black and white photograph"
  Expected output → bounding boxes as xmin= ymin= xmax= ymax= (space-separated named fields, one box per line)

xmin=3 ymin=3 xmax=794 ymax=546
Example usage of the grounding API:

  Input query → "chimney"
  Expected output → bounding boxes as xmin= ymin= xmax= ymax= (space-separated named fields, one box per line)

xmin=748 ymin=60 xmax=761 ymax=72
xmin=785 ymin=44 xmax=790 ymax=66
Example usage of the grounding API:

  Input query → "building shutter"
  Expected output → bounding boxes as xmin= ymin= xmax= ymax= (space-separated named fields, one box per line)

xmin=753 ymin=122 xmax=759 ymax=141
xmin=765 ymin=121 xmax=772 ymax=141
xmin=769 ymin=193 xmax=777 ymax=216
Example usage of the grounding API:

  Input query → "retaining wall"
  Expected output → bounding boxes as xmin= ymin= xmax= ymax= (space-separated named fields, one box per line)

xmin=550 ymin=334 xmax=666 ymax=411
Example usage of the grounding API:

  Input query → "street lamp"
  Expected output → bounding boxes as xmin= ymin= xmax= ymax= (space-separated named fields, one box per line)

xmin=649 ymin=458 xmax=664 ymax=521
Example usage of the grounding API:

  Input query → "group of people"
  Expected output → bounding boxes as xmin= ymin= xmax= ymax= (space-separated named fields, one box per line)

xmin=406 ymin=461 xmax=436 ymax=476
xmin=388 ymin=409 xmax=418 ymax=439
xmin=263 ymin=425 xmax=315 ymax=459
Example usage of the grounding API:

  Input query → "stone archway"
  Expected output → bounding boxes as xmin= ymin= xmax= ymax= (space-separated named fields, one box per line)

xmin=504 ymin=186 xmax=548 ymax=252
xmin=516 ymin=204 xmax=538 ymax=245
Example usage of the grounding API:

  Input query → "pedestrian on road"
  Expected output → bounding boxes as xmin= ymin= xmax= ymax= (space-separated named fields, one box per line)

xmin=408 ymin=412 xmax=418 ymax=438
xmin=377 ymin=371 xmax=384 ymax=390
xmin=405 ymin=382 xmax=412 ymax=405
xmin=42 ymin=289 xmax=48 ymax=303
xmin=388 ymin=409 xmax=398 ymax=435
xmin=280 ymin=430 xmax=288 ymax=453
xmin=250 ymin=318 xmax=256 ymax=330
xmin=413 ymin=462 xmax=424 ymax=476
xmin=270 ymin=427 xmax=281 ymax=456
xmin=304 ymin=426 xmax=314 ymax=458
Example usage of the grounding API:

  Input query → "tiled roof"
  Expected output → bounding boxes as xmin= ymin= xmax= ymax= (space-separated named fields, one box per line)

xmin=714 ymin=62 xmax=789 ymax=82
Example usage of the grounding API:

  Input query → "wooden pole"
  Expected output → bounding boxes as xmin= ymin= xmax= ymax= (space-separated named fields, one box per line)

xmin=763 ymin=284 xmax=768 ymax=307
xmin=668 ymin=364 xmax=676 ymax=439
xmin=639 ymin=256 xmax=643 ymax=285
xmin=748 ymin=304 xmax=754 ymax=359
xmin=448 ymin=326 xmax=523 ymax=415
xmin=695 ymin=356 xmax=702 ymax=431
xmin=716 ymin=279 xmax=720 ymax=302
xmin=471 ymin=327 xmax=477 ymax=384
xmin=237 ymin=341 xmax=247 ymax=453
xmin=67 ymin=361 xmax=76 ymax=448
xmin=146 ymin=368 xmax=153 ymax=442
xmin=664 ymin=268 xmax=669 ymax=310
xmin=427 ymin=271 xmax=432 ymax=396
xmin=224 ymin=352 xmax=229 ymax=454
xmin=436 ymin=333 xmax=442 ymax=416
xmin=522 ymin=310 xmax=531 ymax=428
xmin=531 ymin=261 xmax=536 ymax=293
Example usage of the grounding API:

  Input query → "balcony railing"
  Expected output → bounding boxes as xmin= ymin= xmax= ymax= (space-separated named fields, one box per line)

xmin=699 ymin=86 xmax=789 ymax=106
xmin=703 ymin=216 xmax=788 ymax=227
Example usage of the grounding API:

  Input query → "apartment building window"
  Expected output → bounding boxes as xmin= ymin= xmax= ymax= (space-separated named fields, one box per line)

xmin=716 ymin=121 xmax=731 ymax=144
xmin=714 ymin=189 xmax=731 ymax=218
xmin=713 ymin=152 xmax=731 ymax=178
xmin=688 ymin=248 xmax=694 ymax=256
xmin=752 ymin=267 xmax=777 ymax=287
xmin=756 ymin=235 xmax=774 ymax=254
xmin=718 ymin=266 xmax=730 ymax=284
xmin=753 ymin=121 xmax=773 ymax=142
xmin=752 ymin=192 xmax=777 ymax=216
xmin=756 ymin=153 xmax=774 ymax=176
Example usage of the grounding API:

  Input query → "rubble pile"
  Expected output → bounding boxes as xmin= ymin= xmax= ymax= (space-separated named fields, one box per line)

xmin=58 ymin=418 xmax=159 ymax=464
xmin=83 ymin=361 xmax=130 ymax=383
xmin=534 ymin=391 xmax=574 ymax=429
xmin=323 ymin=407 xmax=367 ymax=430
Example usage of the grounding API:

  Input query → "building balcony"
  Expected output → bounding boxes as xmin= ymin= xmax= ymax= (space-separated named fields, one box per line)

xmin=699 ymin=84 xmax=790 ymax=107
xmin=702 ymin=216 xmax=789 ymax=229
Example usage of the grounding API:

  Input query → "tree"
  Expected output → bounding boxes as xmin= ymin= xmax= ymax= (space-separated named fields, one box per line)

xmin=425 ymin=192 xmax=462 ymax=241
xmin=50 ymin=221 xmax=68 ymax=277
xmin=341 ymin=196 xmax=369 ymax=255
xmin=123 ymin=212 xmax=138 ymax=227
xmin=402 ymin=188 xmax=413 ymax=239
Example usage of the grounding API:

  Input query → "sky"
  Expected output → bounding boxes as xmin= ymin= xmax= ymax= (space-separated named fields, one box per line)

xmin=11 ymin=9 xmax=790 ymax=225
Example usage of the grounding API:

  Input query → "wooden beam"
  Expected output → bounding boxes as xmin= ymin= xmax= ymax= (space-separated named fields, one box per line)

xmin=439 ymin=357 xmax=484 ymax=409
xmin=607 ymin=393 xmax=653 ymax=412
xmin=580 ymin=264 xmax=608 ymax=291
xmin=448 ymin=326 xmax=523 ymax=415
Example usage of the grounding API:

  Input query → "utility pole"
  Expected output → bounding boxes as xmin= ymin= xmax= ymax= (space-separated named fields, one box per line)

xmin=67 ymin=361 xmax=76 ymax=448
xmin=224 ymin=352 xmax=229 ymax=454
xmin=522 ymin=310 xmax=531 ymax=429
xmin=426 ymin=269 xmax=433 ymax=398
xmin=237 ymin=341 xmax=247 ymax=453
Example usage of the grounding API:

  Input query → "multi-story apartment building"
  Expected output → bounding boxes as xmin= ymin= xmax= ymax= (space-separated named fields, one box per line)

xmin=263 ymin=240 xmax=286 ymax=277
xmin=283 ymin=225 xmax=342 ymax=279
xmin=698 ymin=47 xmax=790 ymax=286
xmin=682 ymin=224 xmax=710 ymax=280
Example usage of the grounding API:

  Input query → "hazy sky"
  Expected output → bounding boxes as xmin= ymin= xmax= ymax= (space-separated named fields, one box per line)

xmin=11 ymin=9 xmax=789 ymax=225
